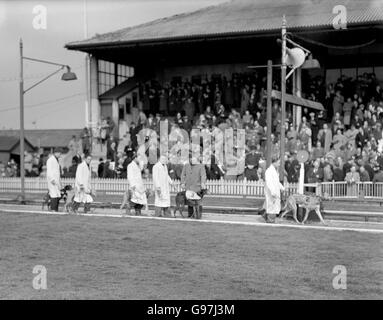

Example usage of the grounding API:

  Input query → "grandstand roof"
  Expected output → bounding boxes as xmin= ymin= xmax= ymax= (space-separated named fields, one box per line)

xmin=66 ymin=0 xmax=383 ymax=51
xmin=0 ymin=129 xmax=83 ymax=149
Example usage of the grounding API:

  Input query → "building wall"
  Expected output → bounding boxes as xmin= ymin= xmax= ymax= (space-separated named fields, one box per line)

xmin=157 ymin=62 xmax=253 ymax=83
xmin=0 ymin=152 xmax=9 ymax=164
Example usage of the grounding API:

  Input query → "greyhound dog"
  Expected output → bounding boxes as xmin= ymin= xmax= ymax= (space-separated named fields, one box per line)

xmin=173 ymin=189 xmax=208 ymax=219
xmin=280 ymin=193 xmax=325 ymax=224
xmin=42 ymin=185 xmax=74 ymax=212
xmin=120 ymin=189 xmax=153 ymax=215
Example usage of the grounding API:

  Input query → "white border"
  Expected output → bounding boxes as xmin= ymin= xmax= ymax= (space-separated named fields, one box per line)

xmin=1 ymin=207 xmax=383 ymax=234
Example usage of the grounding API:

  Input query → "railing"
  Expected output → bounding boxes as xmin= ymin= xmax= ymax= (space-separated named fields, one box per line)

xmin=320 ymin=181 xmax=383 ymax=200
xmin=1 ymin=178 xmax=383 ymax=200
xmin=0 ymin=177 xmax=298 ymax=198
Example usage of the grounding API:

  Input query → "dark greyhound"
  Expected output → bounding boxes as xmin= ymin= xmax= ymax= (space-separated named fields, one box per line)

xmin=42 ymin=185 xmax=74 ymax=212
xmin=173 ymin=189 xmax=208 ymax=219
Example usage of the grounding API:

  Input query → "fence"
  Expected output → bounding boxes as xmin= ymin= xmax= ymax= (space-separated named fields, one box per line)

xmin=320 ymin=181 xmax=383 ymax=200
xmin=0 ymin=177 xmax=298 ymax=198
xmin=1 ymin=178 xmax=383 ymax=200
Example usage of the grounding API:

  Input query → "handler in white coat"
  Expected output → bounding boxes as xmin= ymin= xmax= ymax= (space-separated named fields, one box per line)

xmin=127 ymin=152 xmax=147 ymax=215
xmin=73 ymin=154 xmax=93 ymax=213
xmin=263 ymin=157 xmax=285 ymax=223
xmin=46 ymin=148 xmax=62 ymax=211
xmin=152 ymin=154 xmax=172 ymax=217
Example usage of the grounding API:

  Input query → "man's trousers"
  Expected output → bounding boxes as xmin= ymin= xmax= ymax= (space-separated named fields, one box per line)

xmin=155 ymin=207 xmax=171 ymax=217
xmin=72 ymin=201 xmax=91 ymax=213
xmin=50 ymin=197 xmax=60 ymax=212
xmin=188 ymin=205 xmax=202 ymax=218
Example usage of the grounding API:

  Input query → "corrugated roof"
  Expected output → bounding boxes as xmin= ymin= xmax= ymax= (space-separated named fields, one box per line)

xmin=0 ymin=136 xmax=34 ymax=152
xmin=0 ymin=136 xmax=20 ymax=151
xmin=0 ymin=129 xmax=83 ymax=148
xmin=66 ymin=0 xmax=383 ymax=50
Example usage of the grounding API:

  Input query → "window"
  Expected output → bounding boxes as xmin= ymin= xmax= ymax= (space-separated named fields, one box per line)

xmin=326 ymin=69 xmax=341 ymax=84
xmin=340 ymin=68 xmax=356 ymax=79
xmin=98 ymin=60 xmax=115 ymax=95
xmin=98 ymin=60 xmax=134 ymax=95
xmin=117 ymin=64 xmax=134 ymax=85
xmin=374 ymin=66 xmax=383 ymax=83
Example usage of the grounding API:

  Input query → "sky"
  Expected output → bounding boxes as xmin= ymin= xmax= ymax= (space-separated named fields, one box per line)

xmin=0 ymin=0 xmax=227 ymax=130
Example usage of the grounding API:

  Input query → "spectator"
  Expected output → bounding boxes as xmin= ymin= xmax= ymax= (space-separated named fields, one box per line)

xmin=242 ymin=110 xmax=253 ymax=125
xmin=285 ymin=152 xmax=299 ymax=183
xmin=332 ymin=91 xmax=344 ymax=118
xmin=345 ymin=165 xmax=360 ymax=196
xmin=312 ymin=141 xmax=325 ymax=160
xmin=306 ymin=160 xmax=323 ymax=183
xmin=323 ymin=163 xmax=333 ymax=182
xmin=359 ymin=165 xmax=370 ymax=182
xmin=98 ymin=158 xmax=105 ymax=178
xmin=183 ymin=97 xmax=195 ymax=122
xmin=81 ymin=127 xmax=91 ymax=155
xmin=343 ymin=97 xmax=353 ymax=126
xmin=355 ymin=125 xmax=369 ymax=149
xmin=373 ymin=167 xmax=383 ymax=182
xmin=68 ymin=159 xmax=78 ymax=178
xmin=333 ymin=163 xmax=345 ymax=182
xmin=332 ymin=128 xmax=347 ymax=151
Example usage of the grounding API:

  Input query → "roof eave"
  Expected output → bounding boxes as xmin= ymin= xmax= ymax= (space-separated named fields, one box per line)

xmin=65 ymin=21 xmax=383 ymax=53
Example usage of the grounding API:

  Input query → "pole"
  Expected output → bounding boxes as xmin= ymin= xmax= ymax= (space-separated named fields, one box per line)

xmin=266 ymin=60 xmax=273 ymax=168
xmin=292 ymin=71 xmax=296 ymax=130
xmin=84 ymin=0 xmax=92 ymax=151
xmin=280 ymin=16 xmax=287 ymax=184
xmin=296 ymin=68 xmax=302 ymax=129
xmin=19 ymin=38 xmax=25 ymax=202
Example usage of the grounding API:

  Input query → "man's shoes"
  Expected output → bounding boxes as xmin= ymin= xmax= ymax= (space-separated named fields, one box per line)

xmin=261 ymin=212 xmax=267 ymax=222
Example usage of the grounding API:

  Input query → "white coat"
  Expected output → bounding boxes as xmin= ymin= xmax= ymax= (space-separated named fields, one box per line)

xmin=46 ymin=155 xmax=61 ymax=198
xmin=127 ymin=161 xmax=147 ymax=205
xmin=264 ymin=164 xmax=285 ymax=214
xmin=74 ymin=161 xmax=93 ymax=203
xmin=152 ymin=162 xmax=172 ymax=208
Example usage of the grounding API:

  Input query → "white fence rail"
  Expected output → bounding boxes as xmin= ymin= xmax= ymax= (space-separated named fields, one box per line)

xmin=320 ymin=181 xmax=383 ymax=199
xmin=1 ymin=178 xmax=383 ymax=200
xmin=0 ymin=177 xmax=298 ymax=198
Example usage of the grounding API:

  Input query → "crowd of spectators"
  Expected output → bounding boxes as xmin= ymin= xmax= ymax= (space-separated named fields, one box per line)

xmin=98 ymin=70 xmax=383 ymax=187
xmin=0 ymin=159 xmax=19 ymax=178
xmin=2 ymin=70 xmax=383 ymax=192
xmin=0 ymin=151 xmax=44 ymax=178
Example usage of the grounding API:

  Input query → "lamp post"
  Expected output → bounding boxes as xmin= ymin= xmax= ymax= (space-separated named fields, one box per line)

xmin=279 ymin=16 xmax=287 ymax=184
xmin=247 ymin=61 xmax=280 ymax=168
xmin=278 ymin=18 xmax=320 ymax=184
xmin=19 ymin=38 xmax=77 ymax=202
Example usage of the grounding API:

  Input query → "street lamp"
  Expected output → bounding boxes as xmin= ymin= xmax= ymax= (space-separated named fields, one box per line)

xmin=279 ymin=17 xmax=321 ymax=184
xmin=280 ymin=16 xmax=288 ymax=184
xmin=19 ymin=38 xmax=77 ymax=202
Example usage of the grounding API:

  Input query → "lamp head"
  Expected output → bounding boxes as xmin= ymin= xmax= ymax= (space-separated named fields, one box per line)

xmin=61 ymin=66 xmax=77 ymax=81
xmin=302 ymin=55 xmax=321 ymax=69
xmin=285 ymin=47 xmax=306 ymax=69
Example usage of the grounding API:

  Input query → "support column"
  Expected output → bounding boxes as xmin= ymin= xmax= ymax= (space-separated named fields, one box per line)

xmin=89 ymin=55 xmax=100 ymax=128
xmin=279 ymin=16 xmax=287 ymax=184
xmin=292 ymin=72 xmax=296 ymax=129
xmin=296 ymin=68 xmax=302 ymax=129
xmin=266 ymin=60 xmax=273 ymax=169
xmin=112 ymin=99 xmax=119 ymax=138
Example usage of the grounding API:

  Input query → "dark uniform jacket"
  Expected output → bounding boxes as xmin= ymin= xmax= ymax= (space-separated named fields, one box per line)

xmin=181 ymin=163 xmax=207 ymax=193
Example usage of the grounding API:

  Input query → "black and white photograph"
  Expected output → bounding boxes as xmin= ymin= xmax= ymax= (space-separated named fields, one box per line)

xmin=0 ymin=0 xmax=382 ymax=307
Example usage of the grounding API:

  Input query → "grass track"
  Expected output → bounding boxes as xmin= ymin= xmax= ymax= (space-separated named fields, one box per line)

xmin=0 ymin=212 xmax=382 ymax=299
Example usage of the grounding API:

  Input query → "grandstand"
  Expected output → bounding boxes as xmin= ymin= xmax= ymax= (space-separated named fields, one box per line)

xmin=65 ymin=0 xmax=383 ymax=135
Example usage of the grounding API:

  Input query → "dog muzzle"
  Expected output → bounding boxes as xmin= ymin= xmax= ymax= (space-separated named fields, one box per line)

xmin=185 ymin=190 xmax=201 ymax=200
